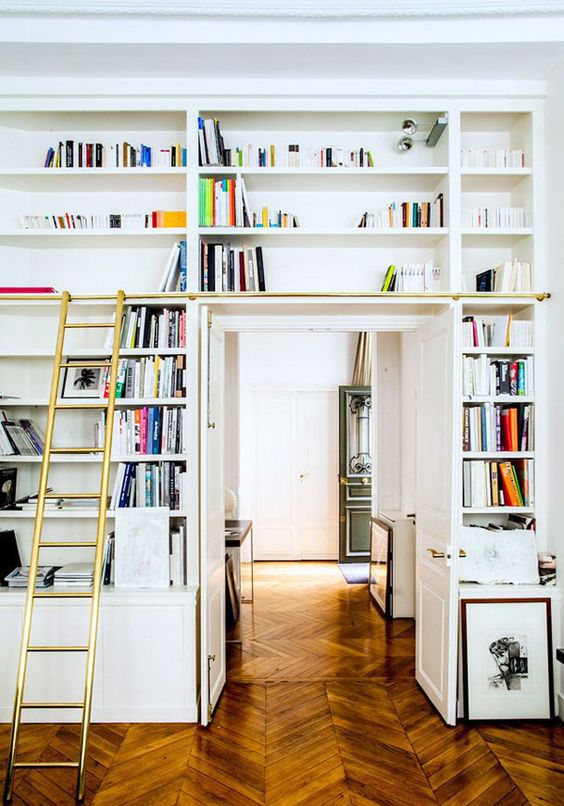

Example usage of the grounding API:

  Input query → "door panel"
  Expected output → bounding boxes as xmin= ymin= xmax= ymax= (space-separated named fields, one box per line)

xmin=298 ymin=392 xmax=339 ymax=560
xmin=200 ymin=309 xmax=226 ymax=725
xmin=416 ymin=306 xmax=458 ymax=725
xmin=339 ymin=385 xmax=372 ymax=562
xmin=254 ymin=392 xmax=297 ymax=560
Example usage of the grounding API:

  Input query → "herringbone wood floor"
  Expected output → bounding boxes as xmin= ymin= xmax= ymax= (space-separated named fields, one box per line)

xmin=1 ymin=562 xmax=562 ymax=804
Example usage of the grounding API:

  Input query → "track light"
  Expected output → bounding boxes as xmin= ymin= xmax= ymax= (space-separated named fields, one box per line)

xmin=397 ymin=136 xmax=414 ymax=153
xmin=401 ymin=118 xmax=418 ymax=136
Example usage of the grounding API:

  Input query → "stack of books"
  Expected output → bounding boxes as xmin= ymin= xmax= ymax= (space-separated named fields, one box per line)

xmin=119 ymin=305 xmax=186 ymax=349
xmin=359 ymin=194 xmax=444 ymax=229
xmin=110 ymin=461 xmax=186 ymax=510
xmin=4 ymin=566 xmax=56 ymax=588
xmin=0 ymin=413 xmax=44 ymax=456
xmin=200 ymin=243 xmax=266 ymax=292
xmin=54 ymin=563 xmax=94 ymax=589
xmin=476 ymin=260 xmax=531 ymax=293
xmin=463 ymin=355 xmax=533 ymax=397
xmin=463 ymin=459 xmax=533 ymax=508
xmin=462 ymin=404 xmax=533 ymax=452
xmin=462 ymin=315 xmax=533 ymax=348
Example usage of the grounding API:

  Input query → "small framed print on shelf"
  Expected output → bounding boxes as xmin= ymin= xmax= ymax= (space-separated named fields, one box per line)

xmin=62 ymin=360 xmax=106 ymax=399
xmin=461 ymin=598 xmax=554 ymax=720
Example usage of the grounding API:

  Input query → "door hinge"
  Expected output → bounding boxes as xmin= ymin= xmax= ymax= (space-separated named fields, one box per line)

xmin=339 ymin=515 xmax=346 ymax=524
xmin=207 ymin=309 xmax=213 ymax=329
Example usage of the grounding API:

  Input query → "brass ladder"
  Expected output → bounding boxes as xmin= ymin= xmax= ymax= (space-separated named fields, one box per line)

xmin=3 ymin=289 xmax=125 ymax=803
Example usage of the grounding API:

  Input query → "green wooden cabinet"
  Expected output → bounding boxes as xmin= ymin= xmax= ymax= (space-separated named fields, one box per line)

xmin=338 ymin=385 xmax=372 ymax=563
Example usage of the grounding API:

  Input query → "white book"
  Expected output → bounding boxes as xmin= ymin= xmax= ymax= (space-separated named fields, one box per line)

xmin=158 ymin=242 xmax=179 ymax=292
xmin=110 ymin=462 xmax=126 ymax=510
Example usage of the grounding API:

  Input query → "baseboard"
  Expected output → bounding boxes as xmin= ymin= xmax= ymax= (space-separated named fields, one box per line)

xmin=0 ymin=705 xmax=198 ymax=724
xmin=558 ymin=692 xmax=564 ymax=721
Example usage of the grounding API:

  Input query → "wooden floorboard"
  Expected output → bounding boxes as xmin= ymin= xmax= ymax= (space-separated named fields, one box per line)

xmin=0 ymin=561 xmax=562 ymax=804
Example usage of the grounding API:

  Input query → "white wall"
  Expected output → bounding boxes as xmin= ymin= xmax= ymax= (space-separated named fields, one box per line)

xmin=546 ymin=61 xmax=564 ymax=716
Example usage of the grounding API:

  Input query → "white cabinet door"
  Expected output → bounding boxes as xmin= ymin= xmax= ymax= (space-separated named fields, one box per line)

xmin=200 ymin=309 xmax=226 ymax=725
xmin=253 ymin=388 xmax=338 ymax=561
xmin=416 ymin=306 xmax=459 ymax=725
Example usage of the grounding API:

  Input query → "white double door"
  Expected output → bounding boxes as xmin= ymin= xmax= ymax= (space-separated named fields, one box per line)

xmin=249 ymin=388 xmax=339 ymax=561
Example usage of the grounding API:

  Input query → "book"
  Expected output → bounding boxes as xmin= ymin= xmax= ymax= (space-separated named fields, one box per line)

xmin=21 ymin=211 xmax=186 ymax=230
xmin=0 ymin=468 xmax=17 ymax=509
xmin=463 ymin=207 xmax=526 ymax=228
xmin=0 ymin=287 xmax=58 ymax=293
xmin=0 ymin=530 xmax=21 ymax=586
xmin=379 ymin=261 xmax=440 ymax=293
xmin=5 ymin=566 xmax=56 ymax=588
xmin=357 ymin=196 xmax=444 ymax=229
xmin=463 ymin=459 xmax=533 ymax=508
xmin=200 ymin=243 xmax=266 ymax=292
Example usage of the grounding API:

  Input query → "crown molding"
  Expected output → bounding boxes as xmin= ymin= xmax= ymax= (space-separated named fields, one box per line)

xmin=2 ymin=1 xmax=564 ymax=17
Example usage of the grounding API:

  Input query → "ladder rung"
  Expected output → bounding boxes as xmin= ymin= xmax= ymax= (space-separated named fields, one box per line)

xmin=21 ymin=702 xmax=83 ymax=709
xmin=64 ymin=322 xmax=112 ymax=329
xmin=59 ymin=361 xmax=111 ymax=368
xmin=27 ymin=646 xmax=89 ymax=653
xmin=33 ymin=591 xmax=93 ymax=599
xmin=55 ymin=402 xmax=109 ymax=410
xmin=13 ymin=761 xmax=79 ymax=770
xmin=45 ymin=493 xmax=100 ymax=499
xmin=50 ymin=447 xmax=104 ymax=454
xmin=40 ymin=542 xmax=98 ymax=548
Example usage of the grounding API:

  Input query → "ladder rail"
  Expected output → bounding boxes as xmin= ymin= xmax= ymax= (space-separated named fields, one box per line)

xmin=76 ymin=289 xmax=124 ymax=801
xmin=4 ymin=290 xmax=71 ymax=802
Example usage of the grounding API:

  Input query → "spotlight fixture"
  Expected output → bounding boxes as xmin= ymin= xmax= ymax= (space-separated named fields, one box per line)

xmin=401 ymin=118 xmax=418 ymax=136
xmin=397 ymin=136 xmax=414 ymax=153
xmin=396 ymin=114 xmax=448 ymax=153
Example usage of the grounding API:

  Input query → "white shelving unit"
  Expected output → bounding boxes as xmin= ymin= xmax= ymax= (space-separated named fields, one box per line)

xmin=0 ymin=101 xmax=554 ymax=724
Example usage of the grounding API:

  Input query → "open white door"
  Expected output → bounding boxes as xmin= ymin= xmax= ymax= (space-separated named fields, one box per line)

xmin=200 ymin=308 xmax=226 ymax=725
xmin=416 ymin=306 xmax=459 ymax=725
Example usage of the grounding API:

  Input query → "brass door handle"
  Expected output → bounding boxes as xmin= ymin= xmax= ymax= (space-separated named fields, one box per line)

xmin=426 ymin=548 xmax=445 ymax=559
xmin=361 ymin=477 xmax=370 ymax=486
xmin=459 ymin=549 xmax=467 ymax=558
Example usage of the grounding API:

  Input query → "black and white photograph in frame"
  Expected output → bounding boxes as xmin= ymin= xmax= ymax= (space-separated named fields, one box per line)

xmin=62 ymin=360 xmax=106 ymax=399
xmin=461 ymin=598 xmax=554 ymax=720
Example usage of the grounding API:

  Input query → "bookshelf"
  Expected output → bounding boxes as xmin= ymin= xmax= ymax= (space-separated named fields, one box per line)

xmin=0 ymin=100 xmax=556 ymax=723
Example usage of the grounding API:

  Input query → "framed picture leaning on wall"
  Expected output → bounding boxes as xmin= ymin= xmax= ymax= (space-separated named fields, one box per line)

xmin=461 ymin=598 xmax=554 ymax=720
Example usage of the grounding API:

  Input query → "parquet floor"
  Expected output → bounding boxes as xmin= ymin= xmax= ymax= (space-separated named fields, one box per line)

xmin=0 ymin=562 xmax=562 ymax=804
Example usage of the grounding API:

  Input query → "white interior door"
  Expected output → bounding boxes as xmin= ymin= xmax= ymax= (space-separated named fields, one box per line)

xmin=252 ymin=388 xmax=338 ymax=561
xmin=200 ymin=309 xmax=226 ymax=725
xmin=416 ymin=306 xmax=459 ymax=725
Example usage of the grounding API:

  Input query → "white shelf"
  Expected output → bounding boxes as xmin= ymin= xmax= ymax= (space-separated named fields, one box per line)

xmin=198 ymin=166 xmax=449 ymax=176
xmin=199 ymin=226 xmax=448 ymax=236
xmin=460 ymin=167 xmax=531 ymax=176
xmin=462 ymin=506 xmax=535 ymax=514
xmin=0 ymin=509 xmax=187 ymax=519
xmin=0 ymin=454 xmax=186 ymax=463
xmin=461 ymin=228 xmax=533 ymax=235
xmin=0 ymin=228 xmax=186 ymax=238
xmin=0 ymin=347 xmax=186 ymax=358
xmin=462 ymin=451 xmax=534 ymax=459
xmin=462 ymin=347 xmax=534 ymax=355
xmin=459 ymin=583 xmax=560 ymax=599
xmin=462 ymin=396 xmax=534 ymax=403
xmin=0 ymin=398 xmax=186 ymax=407
xmin=0 ymin=168 xmax=187 ymax=176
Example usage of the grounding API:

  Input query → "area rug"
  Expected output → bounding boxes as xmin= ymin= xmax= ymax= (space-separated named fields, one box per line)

xmin=338 ymin=563 xmax=369 ymax=584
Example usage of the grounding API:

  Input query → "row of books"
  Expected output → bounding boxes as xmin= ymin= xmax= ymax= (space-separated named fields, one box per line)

xmin=463 ymin=459 xmax=533 ymax=508
xmin=462 ymin=315 xmax=533 ymax=348
xmin=197 ymin=117 xmax=376 ymax=168
xmin=476 ymin=260 xmax=531 ymax=293
xmin=43 ymin=142 xmax=186 ymax=169
xmin=200 ymin=243 xmax=266 ymax=292
xmin=380 ymin=262 xmax=441 ymax=293
xmin=112 ymin=357 xmax=186 ymax=399
xmin=460 ymin=149 xmax=526 ymax=169
xmin=0 ymin=414 xmax=44 ymax=456
xmin=198 ymin=177 xmax=251 ymax=227
xmin=109 ymin=461 xmax=186 ymax=509
xmin=462 ymin=404 xmax=533 ymax=452
xmin=463 ymin=356 xmax=533 ymax=397
xmin=462 ymin=207 xmax=526 ymax=229
xmin=21 ymin=211 xmax=186 ymax=230
xmin=119 ymin=305 xmax=186 ymax=349
xmin=158 ymin=241 xmax=187 ymax=292
xmin=95 ymin=407 xmax=185 ymax=456
xmin=253 ymin=208 xmax=300 ymax=228
xmin=358 ymin=195 xmax=444 ymax=229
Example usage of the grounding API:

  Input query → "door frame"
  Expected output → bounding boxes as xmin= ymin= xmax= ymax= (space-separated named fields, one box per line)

xmin=198 ymin=302 xmax=458 ymax=722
